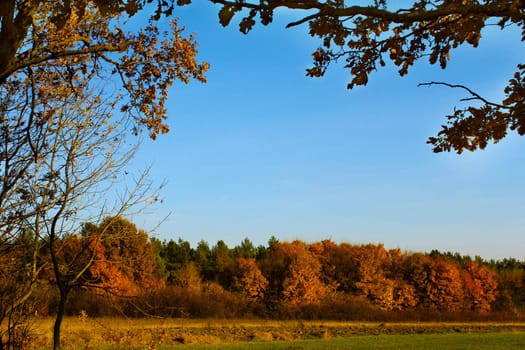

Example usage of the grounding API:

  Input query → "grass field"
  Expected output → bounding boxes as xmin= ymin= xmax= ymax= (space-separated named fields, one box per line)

xmin=29 ymin=318 xmax=525 ymax=349
xmin=170 ymin=333 xmax=525 ymax=349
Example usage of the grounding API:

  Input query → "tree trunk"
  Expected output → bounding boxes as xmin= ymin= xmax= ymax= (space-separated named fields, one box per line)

xmin=53 ymin=287 xmax=68 ymax=350
xmin=0 ymin=0 xmax=37 ymax=84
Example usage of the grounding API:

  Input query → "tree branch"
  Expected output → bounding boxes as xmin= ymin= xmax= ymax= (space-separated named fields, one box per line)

xmin=418 ymin=81 xmax=507 ymax=109
xmin=210 ymin=0 xmax=525 ymax=28
xmin=0 ymin=43 xmax=129 ymax=83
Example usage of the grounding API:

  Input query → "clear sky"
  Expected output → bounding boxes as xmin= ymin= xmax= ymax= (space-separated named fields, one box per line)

xmin=131 ymin=2 xmax=525 ymax=260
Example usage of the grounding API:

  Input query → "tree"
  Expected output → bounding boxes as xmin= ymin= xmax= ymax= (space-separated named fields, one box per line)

xmin=317 ymin=241 xmax=360 ymax=293
xmin=1 ymin=1 xmax=207 ymax=138
xmin=461 ymin=261 xmax=498 ymax=312
xmin=386 ymin=248 xmax=418 ymax=310
xmin=261 ymin=241 xmax=330 ymax=309
xmin=232 ymin=237 xmax=257 ymax=259
xmin=171 ymin=262 xmax=203 ymax=296
xmin=199 ymin=0 xmax=524 ymax=153
xmin=1 ymin=2 xmax=207 ymax=347
xmin=156 ymin=238 xmax=194 ymax=283
xmin=316 ymin=242 xmax=403 ymax=310
xmin=352 ymin=244 xmax=396 ymax=310
xmin=86 ymin=217 xmax=162 ymax=297
xmin=10 ymin=85 xmax=161 ymax=349
xmin=212 ymin=240 xmax=234 ymax=286
xmin=493 ymin=264 xmax=525 ymax=313
xmin=407 ymin=254 xmax=464 ymax=311
xmin=193 ymin=240 xmax=214 ymax=281
xmin=230 ymin=257 xmax=268 ymax=301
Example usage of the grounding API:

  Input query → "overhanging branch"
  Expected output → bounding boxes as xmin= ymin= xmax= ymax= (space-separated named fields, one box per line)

xmin=210 ymin=0 xmax=525 ymax=28
xmin=418 ymin=81 xmax=507 ymax=109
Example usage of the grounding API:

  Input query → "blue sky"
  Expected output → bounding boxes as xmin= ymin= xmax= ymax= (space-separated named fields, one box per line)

xmin=131 ymin=2 xmax=525 ymax=260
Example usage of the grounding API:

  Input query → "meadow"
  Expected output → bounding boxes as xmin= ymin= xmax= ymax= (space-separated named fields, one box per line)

xmin=29 ymin=317 xmax=525 ymax=349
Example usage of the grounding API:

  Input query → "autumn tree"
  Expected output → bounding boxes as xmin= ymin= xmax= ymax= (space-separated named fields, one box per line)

xmin=315 ymin=241 xmax=359 ymax=294
xmin=308 ymin=241 xmax=340 ymax=291
xmin=230 ymin=257 xmax=268 ymax=301
xmin=86 ymin=216 xmax=163 ymax=297
xmin=316 ymin=242 xmax=411 ymax=311
xmin=261 ymin=241 xmax=330 ymax=310
xmin=1 ymin=2 xmax=206 ymax=347
xmin=345 ymin=244 xmax=392 ymax=310
xmin=386 ymin=248 xmax=418 ymax=311
xmin=198 ymin=0 xmax=524 ymax=153
xmin=0 ymin=61 xmax=52 ymax=349
xmin=170 ymin=261 xmax=203 ymax=296
xmin=461 ymin=261 xmax=498 ymax=312
xmin=407 ymin=254 xmax=464 ymax=312
xmin=1 ymin=1 xmax=207 ymax=142
xmin=0 ymin=0 xmax=207 ymax=252
xmin=12 ymin=85 xmax=163 ymax=349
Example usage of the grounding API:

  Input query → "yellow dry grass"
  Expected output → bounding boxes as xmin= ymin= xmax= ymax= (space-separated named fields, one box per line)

xmin=29 ymin=317 xmax=525 ymax=349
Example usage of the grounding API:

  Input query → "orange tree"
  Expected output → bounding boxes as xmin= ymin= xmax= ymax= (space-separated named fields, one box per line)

xmin=194 ymin=0 xmax=524 ymax=153
xmin=407 ymin=254 xmax=465 ymax=312
xmin=86 ymin=217 xmax=162 ymax=298
xmin=38 ymin=216 xmax=163 ymax=349
xmin=260 ymin=240 xmax=331 ymax=313
xmin=230 ymin=257 xmax=268 ymax=302
xmin=317 ymin=240 xmax=360 ymax=294
xmin=316 ymin=241 xmax=417 ymax=311
xmin=462 ymin=261 xmax=498 ymax=312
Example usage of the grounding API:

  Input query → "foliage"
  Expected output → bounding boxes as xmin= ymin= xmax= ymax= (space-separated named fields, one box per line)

xmin=87 ymin=216 xmax=163 ymax=297
xmin=0 ymin=0 xmax=208 ymax=139
xmin=260 ymin=241 xmax=332 ymax=310
xmin=462 ymin=261 xmax=498 ymax=312
xmin=230 ymin=257 xmax=268 ymax=300
xmin=232 ymin=237 xmax=258 ymax=258
xmin=145 ymin=235 xmax=525 ymax=319
xmin=5 ymin=229 xmax=525 ymax=321
xmin=193 ymin=0 xmax=524 ymax=153
xmin=170 ymin=262 xmax=202 ymax=295
xmin=407 ymin=254 xmax=464 ymax=311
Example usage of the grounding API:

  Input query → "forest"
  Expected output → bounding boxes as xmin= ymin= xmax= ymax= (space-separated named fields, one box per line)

xmin=6 ymin=216 xmax=524 ymax=322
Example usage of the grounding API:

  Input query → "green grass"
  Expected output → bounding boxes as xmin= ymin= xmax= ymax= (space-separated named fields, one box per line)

xmin=170 ymin=332 xmax=525 ymax=350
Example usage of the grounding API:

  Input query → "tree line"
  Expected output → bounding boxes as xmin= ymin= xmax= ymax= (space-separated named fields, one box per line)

xmin=6 ymin=216 xmax=524 ymax=323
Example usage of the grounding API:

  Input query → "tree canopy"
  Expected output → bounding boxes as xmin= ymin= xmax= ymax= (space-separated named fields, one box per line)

xmin=2 ymin=1 xmax=522 ymax=152
xmin=203 ymin=0 xmax=524 ymax=153
xmin=0 ymin=0 xmax=208 ymax=139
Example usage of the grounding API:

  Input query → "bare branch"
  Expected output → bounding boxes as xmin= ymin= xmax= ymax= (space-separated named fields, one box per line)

xmin=418 ymin=81 xmax=507 ymax=109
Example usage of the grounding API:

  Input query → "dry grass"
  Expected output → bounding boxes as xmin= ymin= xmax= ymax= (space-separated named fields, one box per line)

xmin=28 ymin=317 xmax=525 ymax=349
